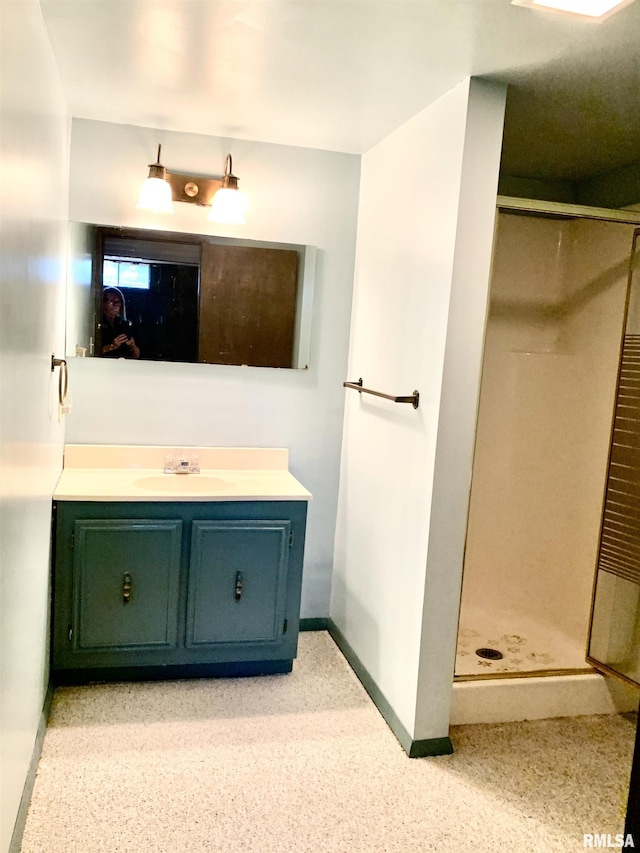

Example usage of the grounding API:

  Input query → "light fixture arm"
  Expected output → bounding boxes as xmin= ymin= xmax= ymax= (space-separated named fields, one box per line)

xmin=164 ymin=152 xmax=242 ymax=207
xmin=221 ymin=154 xmax=239 ymax=191
xmin=147 ymin=144 xmax=167 ymax=181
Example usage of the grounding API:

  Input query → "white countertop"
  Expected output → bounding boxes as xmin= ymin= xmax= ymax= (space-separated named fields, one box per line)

xmin=54 ymin=445 xmax=312 ymax=502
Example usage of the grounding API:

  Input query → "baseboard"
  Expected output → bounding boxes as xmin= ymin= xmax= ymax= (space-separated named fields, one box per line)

xmin=53 ymin=659 xmax=293 ymax=685
xmin=9 ymin=681 xmax=54 ymax=853
xmin=327 ymin=620 xmax=453 ymax=758
xmin=299 ymin=617 xmax=331 ymax=631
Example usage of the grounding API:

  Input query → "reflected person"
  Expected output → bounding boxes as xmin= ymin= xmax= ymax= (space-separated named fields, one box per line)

xmin=101 ymin=287 xmax=140 ymax=359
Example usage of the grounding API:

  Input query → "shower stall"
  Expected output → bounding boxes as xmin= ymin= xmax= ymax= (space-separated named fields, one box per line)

xmin=453 ymin=200 xmax=640 ymax=721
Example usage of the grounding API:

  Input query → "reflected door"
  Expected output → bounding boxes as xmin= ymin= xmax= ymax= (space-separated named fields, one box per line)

xmin=199 ymin=243 xmax=299 ymax=367
xmin=588 ymin=229 xmax=640 ymax=687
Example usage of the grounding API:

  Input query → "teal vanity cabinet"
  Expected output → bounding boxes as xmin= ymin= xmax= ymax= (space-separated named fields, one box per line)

xmin=52 ymin=500 xmax=307 ymax=683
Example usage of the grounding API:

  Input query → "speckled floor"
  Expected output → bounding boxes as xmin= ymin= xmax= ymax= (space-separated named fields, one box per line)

xmin=21 ymin=632 xmax=636 ymax=853
xmin=456 ymin=609 xmax=589 ymax=676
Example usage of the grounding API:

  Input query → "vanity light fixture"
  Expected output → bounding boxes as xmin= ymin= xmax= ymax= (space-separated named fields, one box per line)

xmin=511 ymin=0 xmax=631 ymax=18
xmin=135 ymin=147 xmax=247 ymax=224
xmin=135 ymin=144 xmax=174 ymax=214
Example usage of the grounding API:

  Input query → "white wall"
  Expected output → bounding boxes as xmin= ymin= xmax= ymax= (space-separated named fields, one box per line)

xmin=64 ymin=118 xmax=361 ymax=616
xmin=332 ymin=79 xmax=506 ymax=739
xmin=414 ymin=80 xmax=507 ymax=739
xmin=0 ymin=3 xmax=69 ymax=850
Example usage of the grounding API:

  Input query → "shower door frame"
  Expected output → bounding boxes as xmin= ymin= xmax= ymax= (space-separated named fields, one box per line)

xmin=496 ymin=196 xmax=640 ymax=227
xmin=585 ymin=226 xmax=640 ymax=691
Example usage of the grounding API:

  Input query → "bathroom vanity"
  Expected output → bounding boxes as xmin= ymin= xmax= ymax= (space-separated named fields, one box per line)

xmin=52 ymin=446 xmax=311 ymax=684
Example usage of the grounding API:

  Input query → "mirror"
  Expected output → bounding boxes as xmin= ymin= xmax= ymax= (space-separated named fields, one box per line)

xmin=66 ymin=223 xmax=316 ymax=369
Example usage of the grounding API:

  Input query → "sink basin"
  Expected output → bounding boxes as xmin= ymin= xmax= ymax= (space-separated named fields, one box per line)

xmin=134 ymin=475 xmax=233 ymax=493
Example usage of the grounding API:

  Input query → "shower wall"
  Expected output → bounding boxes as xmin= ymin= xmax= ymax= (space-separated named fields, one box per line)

xmin=458 ymin=212 xmax=636 ymax=667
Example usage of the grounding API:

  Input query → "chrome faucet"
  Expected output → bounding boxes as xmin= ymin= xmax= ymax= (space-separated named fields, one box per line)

xmin=164 ymin=453 xmax=200 ymax=474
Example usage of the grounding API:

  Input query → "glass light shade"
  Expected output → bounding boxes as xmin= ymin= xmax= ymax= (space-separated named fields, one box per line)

xmin=208 ymin=188 xmax=247 ymax=225
xmin=136 ymin=177 xmax=174 ymax=214
xmin=534 ymin=0 xmax=623 ymax=13
xmin=513 ymin=0 xmax=626 ymax=14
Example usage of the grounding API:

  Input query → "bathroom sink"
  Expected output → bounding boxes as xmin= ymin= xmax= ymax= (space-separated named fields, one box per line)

xmin=133 ymin=475 xmax=233 ymax=493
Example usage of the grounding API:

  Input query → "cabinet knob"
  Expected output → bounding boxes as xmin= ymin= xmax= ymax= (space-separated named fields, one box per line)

xmin=123 ymin=572 xmax=133 ymax=603
xmin=235 ymin=571 xmax=243 ymax=601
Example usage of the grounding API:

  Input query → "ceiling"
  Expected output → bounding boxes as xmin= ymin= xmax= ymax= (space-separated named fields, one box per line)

xmin=40 ymin=0 xmax=640 ymax=183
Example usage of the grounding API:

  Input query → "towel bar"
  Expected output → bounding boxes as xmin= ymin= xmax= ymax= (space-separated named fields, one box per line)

xmin=343 ymin=378 xmax=419 ymax=409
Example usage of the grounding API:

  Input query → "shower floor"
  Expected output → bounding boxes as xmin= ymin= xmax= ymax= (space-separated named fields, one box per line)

xmin=455 ymin=608 xmax=591 ymax=677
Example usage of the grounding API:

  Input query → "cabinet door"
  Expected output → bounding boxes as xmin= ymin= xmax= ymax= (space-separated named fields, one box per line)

xmin=73 ymin=519 xmax=182 ymax=651
xmin=187 ymin=520 xmax=290 ymax=646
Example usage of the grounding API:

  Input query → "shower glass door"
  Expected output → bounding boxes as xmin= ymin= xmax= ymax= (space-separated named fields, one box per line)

xmin=588 ymin=229 xmax=640 ymax=687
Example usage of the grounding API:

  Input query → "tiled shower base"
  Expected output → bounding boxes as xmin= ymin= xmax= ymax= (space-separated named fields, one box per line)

xmin=455 ymin=608 xmax=590 ymax=677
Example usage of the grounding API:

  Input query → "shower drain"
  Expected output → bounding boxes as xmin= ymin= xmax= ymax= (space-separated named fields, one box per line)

xmin=475 ymin=647 xmax=504 ymax=661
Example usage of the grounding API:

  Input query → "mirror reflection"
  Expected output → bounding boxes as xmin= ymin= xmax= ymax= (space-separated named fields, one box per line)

xmin=66 ymin=224 xmax=316 ymax=369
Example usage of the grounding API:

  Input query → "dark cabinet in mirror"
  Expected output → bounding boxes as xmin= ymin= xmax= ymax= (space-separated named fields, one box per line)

xmin=66 ymin=224 xmax=316 ymax=369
